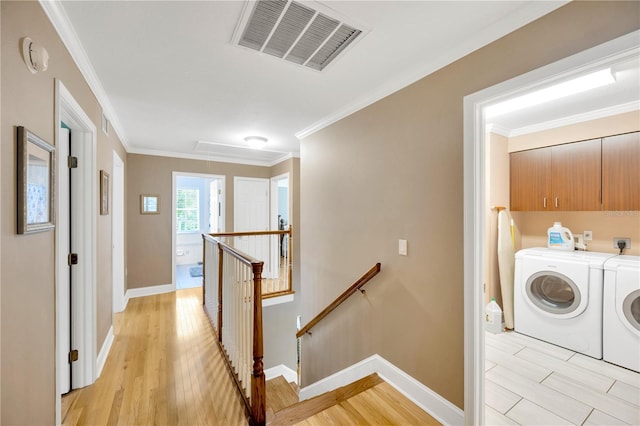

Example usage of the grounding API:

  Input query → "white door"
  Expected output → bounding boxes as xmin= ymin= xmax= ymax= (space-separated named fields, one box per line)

xmin=234 ymin=177 xmax=271 ymax=275
xmin=112 ymin=152 xmax=125 ymax=313
xmin=57 ymin=127 xmax=71 ymax=394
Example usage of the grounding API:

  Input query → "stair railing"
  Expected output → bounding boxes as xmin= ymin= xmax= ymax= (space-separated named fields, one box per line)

xmin=202 ymin=234 xmax=266 ymax=426
xmin=210 ymin=225 xmax=293 ymax=299
xmin=296 ymin=263 xmax=381 ymax=338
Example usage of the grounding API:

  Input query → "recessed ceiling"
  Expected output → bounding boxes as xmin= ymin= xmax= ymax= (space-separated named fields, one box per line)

xmin=44 ymin=1 xmax=600 ymax=165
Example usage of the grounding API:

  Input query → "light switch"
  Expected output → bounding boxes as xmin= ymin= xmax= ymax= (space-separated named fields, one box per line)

xmin=399 ymin=239 xmax=408 ymax=256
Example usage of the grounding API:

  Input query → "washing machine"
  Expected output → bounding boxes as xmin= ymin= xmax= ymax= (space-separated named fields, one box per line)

xmin=603 ymin=255 xmax=640 ymax=372
xmin=514 ymin=248 xmax=616 ymax=358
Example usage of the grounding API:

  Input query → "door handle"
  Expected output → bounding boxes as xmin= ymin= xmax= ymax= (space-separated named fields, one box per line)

xmin=555 ymin=197 xmax=559 ymax=208
xmin=543 ymin=197 xmax=547 ymax=208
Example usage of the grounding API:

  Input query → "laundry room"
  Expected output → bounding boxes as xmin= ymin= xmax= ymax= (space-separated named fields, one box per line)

xmin=482 ymin=57 xmax=640 ymax=424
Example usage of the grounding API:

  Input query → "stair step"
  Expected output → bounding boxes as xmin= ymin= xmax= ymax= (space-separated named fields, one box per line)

xmin=266 ymin=375 xmax=299 ymax=413
xmin=268 ymin=373 xmax=383 ymax=425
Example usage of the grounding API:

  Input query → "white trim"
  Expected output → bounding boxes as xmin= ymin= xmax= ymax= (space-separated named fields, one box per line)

xmin=39 ymin=0 xmax=128 ymax=150
xmin=124 ymin=284 xmax=174 ymax=309
xmin=112 ymin=151 xmax=125 ymax=313
xmin=128 ymin=146 xmax=298 ymax=167
xmin=295 ymin=2 xmax=567 ymax=140
xmin=55 ymin=79 xmax=98 ymax=426
xmin=172 ymin=172 xmax=226 ymax=290
xmin=264 ymin=364 xmax=298 ymax=383
xmin=299 ymin=354 xmax=463 ymax=426
xmin=263 ymin=293 xmax=294 ymax=307
xmin=96 ymin=326 xmax=114 ymax=378
xmin=507 ymin=101 xmax=640 ymax=137
xmin=463 ymin=30 xmax=640 ymax=426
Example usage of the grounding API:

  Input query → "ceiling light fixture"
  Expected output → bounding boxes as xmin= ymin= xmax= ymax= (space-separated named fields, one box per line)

xmin=485 ymin=68 xmax=616 ymax=118
xmin=245 ymin=136 xmax=268 ymax=149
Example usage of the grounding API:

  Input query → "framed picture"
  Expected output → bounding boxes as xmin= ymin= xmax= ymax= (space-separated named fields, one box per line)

xmin=100 ymin=170 xmax=110 ymax=215
xmin=17 ymin=126 xmax=55 ymax=234
xmin=140 ymin=194 xmax=160 ymax=214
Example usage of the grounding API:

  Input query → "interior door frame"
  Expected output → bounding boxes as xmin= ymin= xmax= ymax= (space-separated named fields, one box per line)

xmin=55 ymin=79 xmax=98 ymax=424
xmin=171 ymin=171 xmax=226 ymax=290
xmin=112 ymin=151 xmax=125 ymax=313
xmin=270 ymin=173 xmax=290 ymax=278
xmin=462 ymin=31 xmax=640 ymax=424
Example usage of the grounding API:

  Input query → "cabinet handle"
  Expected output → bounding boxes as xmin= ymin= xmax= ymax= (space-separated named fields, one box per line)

xmin=543 ymin=197 xmax=547 ymax=208
xmin=555 ymin=197 xmax=559 ymax=208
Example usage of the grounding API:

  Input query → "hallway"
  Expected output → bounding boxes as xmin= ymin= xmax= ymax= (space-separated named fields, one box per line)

xmin=62 ymin=288 xmax=247 ymax=425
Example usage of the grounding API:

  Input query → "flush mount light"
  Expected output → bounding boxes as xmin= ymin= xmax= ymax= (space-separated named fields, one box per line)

xmin=245 ymin=136 xmax=268 ymax=149
xmin=22 ymin=37 xmax=49 ymax=74
xmin=485 ymin=68 xmax=616 ymax=118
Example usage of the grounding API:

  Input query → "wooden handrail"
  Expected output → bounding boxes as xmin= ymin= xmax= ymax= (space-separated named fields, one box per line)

xmin=210 ymin=229 xmax=290 ymax=238
xmin=201 ymin=235 xmax=266 ymax=425
xmin=296 ymin=263 xmax=381 ymax=338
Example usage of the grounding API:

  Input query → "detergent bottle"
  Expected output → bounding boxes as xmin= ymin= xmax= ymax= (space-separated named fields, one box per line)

xmin=485 ymin=298 xmax=503 ymax=334
xmin=547 ymin=222 xmax=575 ymax=251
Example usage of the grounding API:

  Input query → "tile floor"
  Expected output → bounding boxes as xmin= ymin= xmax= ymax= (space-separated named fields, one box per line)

xmin=485 ymin=330 xmax=640 ymax=425
xmin=176 ymin=264 xmax=203 ymax=289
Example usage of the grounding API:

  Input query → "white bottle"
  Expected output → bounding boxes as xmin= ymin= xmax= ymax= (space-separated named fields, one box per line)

xmin=547 ymin=222 xmax=575 ymax=251
xmin=485 ymin=298 xmax=503 ymax=334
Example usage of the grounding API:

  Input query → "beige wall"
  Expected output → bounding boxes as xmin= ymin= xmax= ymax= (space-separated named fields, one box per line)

xmin=126 ymin=155 xmax=301 ymax=289
xmin=300 ymin=1 xmax=640 ymax=409
xmin=509 ymin=110 xmax=640 ymax=152
xmin=1 ymin=2 xmax=127 ymax=423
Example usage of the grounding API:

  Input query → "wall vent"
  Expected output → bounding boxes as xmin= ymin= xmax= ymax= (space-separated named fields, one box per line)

xmin=235 ymin=0 xmax=363 ymax=71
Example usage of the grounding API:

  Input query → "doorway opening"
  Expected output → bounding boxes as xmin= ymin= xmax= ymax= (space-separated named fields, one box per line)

xmin=271 ymin=173 xmax=290 ymax=281
xmin=172 ymin=172 xmax=225 ymax=290
xmin=55 ymin=80 xmax=98 ymax=424
xmin=463 ymin=31 xmax=640 ymax=424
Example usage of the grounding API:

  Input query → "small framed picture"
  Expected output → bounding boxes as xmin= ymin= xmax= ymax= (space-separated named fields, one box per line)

xmin=17 ymin=126 xmax=55 ymax=234
xmin=100 ymin=170 xmax=110 ymax=215
xmin=140 ymin=194 xmax=160 ymax=214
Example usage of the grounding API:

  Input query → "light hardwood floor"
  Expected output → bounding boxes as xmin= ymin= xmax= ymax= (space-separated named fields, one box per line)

xmin=62 ymin=288 xmax=247 ymax=425
xmin=485 ymin=330 xmax=640 ymax=425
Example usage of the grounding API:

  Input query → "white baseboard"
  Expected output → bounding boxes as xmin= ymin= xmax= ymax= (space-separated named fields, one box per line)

xmin=96 ymin=326 xmax=114 ymax=378
xmin=299 ymin=354 xmax=464 ymax=426
xmin=264 ymin=364 xmax=298 ymax=383
xmin=124 ymin=283 xmax=174 ymax=308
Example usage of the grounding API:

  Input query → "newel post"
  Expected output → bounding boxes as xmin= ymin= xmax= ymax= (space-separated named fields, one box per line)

xmin=251 ymin=261 xmax=266 ymax=426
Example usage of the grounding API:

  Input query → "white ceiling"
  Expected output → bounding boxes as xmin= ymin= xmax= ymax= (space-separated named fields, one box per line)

xmin=43 ymin=1 xmax=636 ymax=166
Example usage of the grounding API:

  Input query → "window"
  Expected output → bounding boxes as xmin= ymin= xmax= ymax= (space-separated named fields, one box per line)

xmin=176 ymin=188 xmax=199 ymax=232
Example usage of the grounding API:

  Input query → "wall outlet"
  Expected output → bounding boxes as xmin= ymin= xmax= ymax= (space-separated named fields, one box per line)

xmin=583 ymin=230 xmax=592 ymax=241
xmin=613 ymin=237 xmax=631 ymax=250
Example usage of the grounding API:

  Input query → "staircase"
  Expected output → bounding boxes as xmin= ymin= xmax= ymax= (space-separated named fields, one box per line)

xmin=265 ymin=373 xmax=441 ymax=425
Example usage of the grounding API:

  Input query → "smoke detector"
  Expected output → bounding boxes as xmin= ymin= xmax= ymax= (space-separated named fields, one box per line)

xmin=233 ymin=0 xmax=365 ymax=71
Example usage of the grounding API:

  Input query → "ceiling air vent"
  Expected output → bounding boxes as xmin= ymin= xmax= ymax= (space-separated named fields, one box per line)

xmin=236 ymin=0 xmax=363 ymax=71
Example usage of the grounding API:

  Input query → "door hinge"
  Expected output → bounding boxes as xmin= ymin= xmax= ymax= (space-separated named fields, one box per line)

xmin=68 ymin=253 xmax=78 ymax=265
xmin=68 ymin=156 xmax=78 ymax=169
xmin=69 ymin=349 xmax=79 ymax=363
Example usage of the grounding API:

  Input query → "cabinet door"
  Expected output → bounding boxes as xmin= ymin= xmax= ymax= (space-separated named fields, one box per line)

xmin=602 ymin=132 xmax=640 ymax=211
xmin=510 ymin=148 xmax=551 ymax=211
xmin=551 ymin=138 xmax=601 ymax=211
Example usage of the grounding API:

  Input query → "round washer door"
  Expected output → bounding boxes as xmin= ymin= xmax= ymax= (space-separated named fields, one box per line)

xmin=622 ymin=289 xmax=640 ymax=333
xmin=525 ymin=271 xmax=582 ymax=317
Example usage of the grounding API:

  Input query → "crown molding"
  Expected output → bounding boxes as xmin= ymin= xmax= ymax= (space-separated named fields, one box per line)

xmin=508 ymin=101 xmax=640 ymax=137
xmin=39 ymin=0 xmax=130 ymax=150
xmin=127 ymin=146 xmax=296 ymax=168
xmin=295 ymin=1 xmax=568 ymax=140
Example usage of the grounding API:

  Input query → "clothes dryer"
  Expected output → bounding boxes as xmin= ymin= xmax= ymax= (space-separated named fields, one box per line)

xmin=514 ymin=248 xmax=616 ymax=358
xmin=603 ymin=255 xmax=640 ymax=372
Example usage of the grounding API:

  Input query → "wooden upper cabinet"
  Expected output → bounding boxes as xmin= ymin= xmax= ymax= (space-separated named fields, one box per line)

xmin=510 ymin=148 xmax=551 ymax=211
xmin=551 ymin=138 xmax=602 ymax=211
xmin=510 ymin=138 xmax=602 ymax=211
xmin=602 ymin=132 xmax=640 ymax=211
